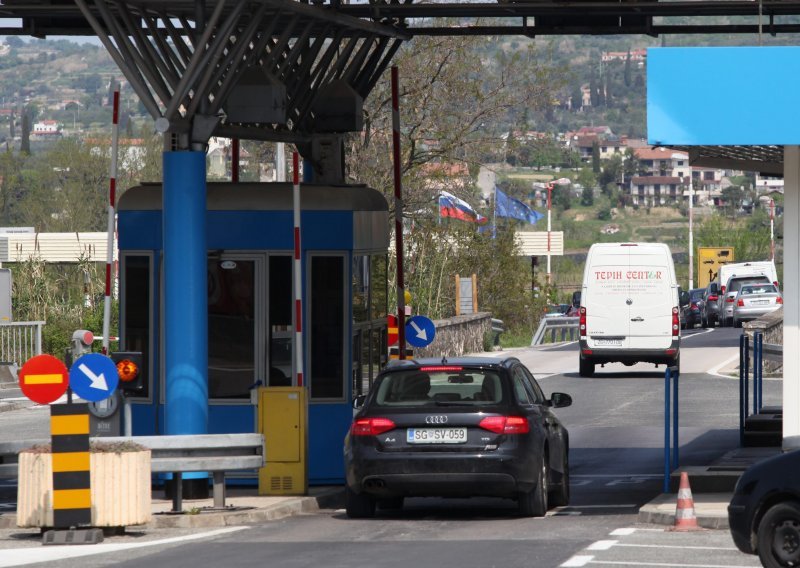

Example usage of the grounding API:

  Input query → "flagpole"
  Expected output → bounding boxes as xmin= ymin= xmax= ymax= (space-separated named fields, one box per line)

xmin=493 ymin=185 xmax=497 ymax=238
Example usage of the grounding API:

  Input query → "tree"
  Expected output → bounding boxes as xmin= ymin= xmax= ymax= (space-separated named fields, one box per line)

xmin=696 ymin=214 xmax=770 ymax=262
xmin=581 ymin=185 xmax=594 ymax=206
xmin=591 ymin=141 xmax=600 ymax=173
xmin=624 ymin=50 xmax=632 ymax=87
xmin=20 ymin=111 xmax=30 ymax=155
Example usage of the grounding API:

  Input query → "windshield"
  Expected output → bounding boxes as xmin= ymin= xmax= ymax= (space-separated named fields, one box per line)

xmin=373 ymin=368 xmax=503 ymax=407
xmin=689 ymin=290 xmax=704 ymax=302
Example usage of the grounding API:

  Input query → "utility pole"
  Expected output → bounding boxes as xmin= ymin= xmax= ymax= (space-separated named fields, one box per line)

xmin=688 ymin=176 xmax=694 ymax=290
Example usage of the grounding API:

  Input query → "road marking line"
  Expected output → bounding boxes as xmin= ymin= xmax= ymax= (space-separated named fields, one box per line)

xmin=680 ymin=328 xmax=714 ymax=340
xmin=587 ymin=540 xmax=617 ymax=550
xmin=566 ymin=504 xmax=638 ymax=509
xmin=707 ymin=352 xmax=740 ymax=378
xmin=0 ymin=526 xmax=249 ymax=567
xmin=610 ymin=528 xmax=637 ymax=536
xmin=573 ymin=474 xmax=662 ymax=478
xmin=617 ymin=543 xmax=740 ymax=551
xmin=560 ymin=555 xmax=594 ymax=567
xmin=589 ymin=561 xmax=760 ymax=568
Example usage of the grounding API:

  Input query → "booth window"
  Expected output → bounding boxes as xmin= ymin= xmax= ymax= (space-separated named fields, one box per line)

xmin=310 ymin=254 xmax=345 ymax=400
xmin=207 ymin=258 xmax=255 ymax=399
xmin=121 ymin=254 xmax=151 ymax=399
xmin=269 ymin=255 xmax=292 ymax=386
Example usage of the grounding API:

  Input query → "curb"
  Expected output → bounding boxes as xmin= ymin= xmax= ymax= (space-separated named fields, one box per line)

xmin=0 ymin=489 xmax=345 ymax=531
xmin=637 ymin=506 xmax=729 ymax=530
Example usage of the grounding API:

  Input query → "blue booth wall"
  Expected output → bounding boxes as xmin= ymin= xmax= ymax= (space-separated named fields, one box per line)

xmin=118 ymin=206 xmax=367 ymax=484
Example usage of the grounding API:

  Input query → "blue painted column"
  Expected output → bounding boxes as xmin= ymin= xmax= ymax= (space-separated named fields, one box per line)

xmin=163 ymin=151 xmax=208 ymax=435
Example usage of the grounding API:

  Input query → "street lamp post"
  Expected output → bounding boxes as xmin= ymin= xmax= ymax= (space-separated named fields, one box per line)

xmin=770 ymin=198 xmax=775 ymax=262
xmin=546 ymin=182 xmax=552 ymax=284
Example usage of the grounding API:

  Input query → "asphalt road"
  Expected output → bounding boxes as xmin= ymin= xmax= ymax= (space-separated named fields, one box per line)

xmin=0 ymin=326 xmax=770 ymax=567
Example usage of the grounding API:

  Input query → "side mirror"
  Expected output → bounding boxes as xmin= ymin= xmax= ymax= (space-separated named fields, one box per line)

xmin=353 ymin=395 xmax=367 ymax=410
xmin=549 ymin=392 xmax=572 ymax=409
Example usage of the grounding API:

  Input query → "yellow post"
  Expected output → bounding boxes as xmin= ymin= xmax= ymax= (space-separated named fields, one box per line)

xmin=257 ymin=386 xmax=308 ymax=495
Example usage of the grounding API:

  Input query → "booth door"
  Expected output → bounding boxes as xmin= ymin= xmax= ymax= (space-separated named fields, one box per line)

xmin=207 ymin=253 xmax=293 ymax=434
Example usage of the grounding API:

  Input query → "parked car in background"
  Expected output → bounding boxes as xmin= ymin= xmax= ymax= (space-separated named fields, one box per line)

xmin=721 ymin=275 xmax=773 ymax=327
xmin=344 ymin=356 xmax=572 ymax=518
xmin=681 ymin=288 xmax=705 ymax=329
xmin=732 ymin=283 xmax=783 ymax=327
xmin=729 ymin=449 xmax=800 ymax=568
xmin=702 ymin=281 xmax=721 ymax=328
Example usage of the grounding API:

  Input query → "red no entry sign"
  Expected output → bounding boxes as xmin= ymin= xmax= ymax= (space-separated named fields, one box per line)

xmin=19 ymin=354 xmax=69 ymax=404
xmin=388 ymin=314 xmax=398 ymax=346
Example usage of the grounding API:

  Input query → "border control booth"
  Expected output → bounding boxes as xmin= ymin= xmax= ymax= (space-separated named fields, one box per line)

xmin=116 ymin=182 xmax=389 ymax=485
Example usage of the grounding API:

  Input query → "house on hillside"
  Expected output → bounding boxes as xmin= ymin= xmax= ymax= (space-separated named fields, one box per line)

xmin=629 ymin=175 xmax=684 ymax=207
xmin=32 ymin=120 xmax=62 ymax=137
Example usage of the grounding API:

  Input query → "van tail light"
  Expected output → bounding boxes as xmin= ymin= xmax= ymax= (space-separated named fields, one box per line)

xmin=579 ymin=306 xmax=586 ymax=339
xmin=672 ymin=307 xmax=679 ymax=336
xmin=777 ymin=297 xmax=783 ymax=304
xmin=737 ymin=298 xmax=744 ymax=307
xmin=721 ymin=285 xmax=726 ymax=294
xmin=774 ymin=281 xmax=779 ymax=288
xmin=351 ymin=417 xmax=396 ymax=436
xmin=479 ymin=416 xmax=530 ymax=435
xmin=707 ymin=294 xmax=718 ymax=301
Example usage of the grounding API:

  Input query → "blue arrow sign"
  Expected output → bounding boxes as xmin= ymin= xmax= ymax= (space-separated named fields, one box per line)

xmin=405 ymin=315 xmax=436 ymax=348
xmin=69 ymin=353 xmax=119 ymax=402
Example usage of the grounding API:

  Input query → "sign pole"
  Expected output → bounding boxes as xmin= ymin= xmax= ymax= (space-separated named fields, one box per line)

xmin=770 ymin=198 xmax=775 ymax=262
xmin=391 ymin=66 xmax=407 ymax=358
xmin=546 ymin=183 xmax=552 ymax=285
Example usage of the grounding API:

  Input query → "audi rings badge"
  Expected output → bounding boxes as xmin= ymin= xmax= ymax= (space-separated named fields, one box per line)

xmin=425 ymin=415 xmax=448 ymax=424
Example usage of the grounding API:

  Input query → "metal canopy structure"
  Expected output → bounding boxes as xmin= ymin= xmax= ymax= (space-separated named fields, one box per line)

xmin=0 ymin=0 xmax=799 ymax=158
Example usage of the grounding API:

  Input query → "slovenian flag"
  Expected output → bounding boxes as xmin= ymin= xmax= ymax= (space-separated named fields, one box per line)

xmin=439 ymin=191 xmax=487 ymax=224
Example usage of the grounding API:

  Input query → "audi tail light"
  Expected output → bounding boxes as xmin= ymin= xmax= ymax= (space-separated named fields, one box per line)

xmin=351 ymin=417 xmax=396 ymax=436
xmin=672 ymin=307 xmax=679 ymax=336
xmin=479 ymin=416 xmax=530 ymax=435
xmin=579 ymin=306 xmax=586 ymax=339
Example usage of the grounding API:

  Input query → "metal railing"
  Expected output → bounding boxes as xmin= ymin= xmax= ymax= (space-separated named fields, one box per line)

xmin=531 ymin=316 xmax=579 ymax=346
xmin=0 ymin=432 xmax=265 ymax=511
xmin=0 ymin=321 xmax=44 ymax=367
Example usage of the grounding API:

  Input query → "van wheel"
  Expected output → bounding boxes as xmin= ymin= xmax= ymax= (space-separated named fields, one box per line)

xmin=579 ymin=358 xmax=594 ymax=377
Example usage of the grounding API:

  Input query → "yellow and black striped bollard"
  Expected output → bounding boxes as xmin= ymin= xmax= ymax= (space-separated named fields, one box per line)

xmin=50 ymin=402 xmax=91 ymax=528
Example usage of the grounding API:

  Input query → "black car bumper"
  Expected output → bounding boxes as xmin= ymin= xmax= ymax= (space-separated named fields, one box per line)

xmin=579 ymin=339 xmax=680 ymax=366
xmin=345 ymin=450 xmax=535 ymax=499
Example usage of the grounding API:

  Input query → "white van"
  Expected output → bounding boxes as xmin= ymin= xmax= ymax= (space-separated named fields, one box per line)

xmin=716 ymin=261 xmax=778 ymax=295
xmin=578 ymin=243 xmax=680 ymax=377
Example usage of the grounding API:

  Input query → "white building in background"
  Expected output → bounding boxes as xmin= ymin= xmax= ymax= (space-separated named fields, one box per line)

xmin=32 ymin=120 xmax=62 ymax=136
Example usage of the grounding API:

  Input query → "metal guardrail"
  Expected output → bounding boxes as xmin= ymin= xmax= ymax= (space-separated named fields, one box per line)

xmin=0 ymin=433 xmax=265 ymax=511
xmin=531 ymin=316 xmax=579 ymax=346
xmin=749 ymin=341 xmax=782 ymax=362
xmin=0 ymin=321 xmax=44 ymax=368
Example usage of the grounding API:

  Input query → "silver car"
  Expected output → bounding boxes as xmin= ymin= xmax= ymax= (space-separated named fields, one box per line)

xmin=732 ymin=284 xmax=783 ymax=327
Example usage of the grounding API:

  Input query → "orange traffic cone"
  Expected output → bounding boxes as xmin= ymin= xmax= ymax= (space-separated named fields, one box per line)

xmin=671 ymin=472 xmax=704 ymax=531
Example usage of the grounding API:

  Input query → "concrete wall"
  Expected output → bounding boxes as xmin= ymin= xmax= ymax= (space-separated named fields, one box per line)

xmin=744 ymin=307 xmax=783 ymax=373
xmin=414 ymin=312 xmax=492 ymax=358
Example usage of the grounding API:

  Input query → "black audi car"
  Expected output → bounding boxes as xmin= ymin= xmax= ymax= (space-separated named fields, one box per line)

xmin=343 ymin=356 xmax=572 ymax=518
xmin=729 ymin=449 xmax=800 ymax=568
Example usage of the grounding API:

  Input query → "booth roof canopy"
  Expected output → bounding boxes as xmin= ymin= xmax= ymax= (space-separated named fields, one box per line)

xmin=667 ymin=145 xmax=784 ymax=177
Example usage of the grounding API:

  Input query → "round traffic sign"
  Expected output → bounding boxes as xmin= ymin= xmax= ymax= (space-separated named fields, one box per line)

xmin=405 ymin=315 xmax=436 ymax=348
xmin=18 ymin=354 xmax=69 ymax=405
xmin=69 ymin=353 xmax=120 ymax=402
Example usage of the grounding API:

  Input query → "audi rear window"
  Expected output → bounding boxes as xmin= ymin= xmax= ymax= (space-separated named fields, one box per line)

xmin=373 ymin=369 xmax=504 ymax=407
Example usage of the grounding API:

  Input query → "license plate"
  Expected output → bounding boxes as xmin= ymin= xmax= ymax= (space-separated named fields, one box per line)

xmin=752 ymin=300 xmax=769 ymax=305
xmin=407 ymin=428 xmax=467 ymax=444
xmin=594 ymin=338 xmax=622 ymax=346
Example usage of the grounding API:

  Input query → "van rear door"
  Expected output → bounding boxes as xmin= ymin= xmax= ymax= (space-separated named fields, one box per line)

xmin=585 ymin=248 xmax=631 ymax=348
xmin=627 ymin=248 xmax=673 ymax=350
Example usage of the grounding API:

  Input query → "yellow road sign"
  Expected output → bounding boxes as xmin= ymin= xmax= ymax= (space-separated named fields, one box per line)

xmin=698 ymin=247 xmax=735 ymax=288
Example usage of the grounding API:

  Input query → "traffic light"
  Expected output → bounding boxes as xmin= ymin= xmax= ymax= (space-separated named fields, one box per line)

xmin=110 ymin=351 xmax=144 ymax=394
